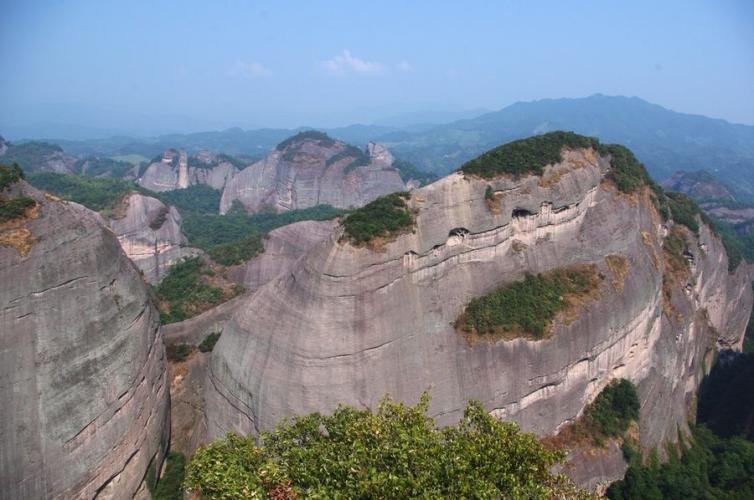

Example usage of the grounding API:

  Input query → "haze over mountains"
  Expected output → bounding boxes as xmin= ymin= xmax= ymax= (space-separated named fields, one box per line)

xmin=11 ymin=95 xmax=754 ymax=199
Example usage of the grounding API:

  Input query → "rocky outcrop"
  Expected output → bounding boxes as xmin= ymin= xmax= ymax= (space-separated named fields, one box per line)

xmin=235 ymin=219 xmax=338 ymax=292
xmin=219 ymin=133 xmax=406 ymax=214
xmin=0 ymin=181 xmax=170 ymax=499
xmin=204 ymin=147 xmax=752 ymax=487
xmin=138 ymin=149 xmax=240 ymax=192
xmin=0 ymin=139 xmax=77 ymax=174
xmin=108 ymin=192 xmax=200 ymax=283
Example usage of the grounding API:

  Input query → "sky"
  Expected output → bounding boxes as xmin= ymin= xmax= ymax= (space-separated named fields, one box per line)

xmin=1 ymin=0 xmax=753 ymax=138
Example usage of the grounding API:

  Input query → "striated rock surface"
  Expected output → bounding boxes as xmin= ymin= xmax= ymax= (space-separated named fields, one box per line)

xmin=108 ymin=192 xmax=200 ymax=283
xmin=138 ymin=149 xmax=239 ymax=192
xmin=219 ymin=134 xmax=406 ymax=214
xmin=0 ymin=139 xmax=77 ymax=174
xmin=236 ymin=219 xmax=339 ymax=293
xmin=0 ymin=181 xmax=170 ymax=499
xmin=205 ymin=147 xmax=752 ymax=487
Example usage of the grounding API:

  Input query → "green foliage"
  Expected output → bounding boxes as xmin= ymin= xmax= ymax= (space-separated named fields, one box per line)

xmin=325 ymin=145 xmax=369 ymax=173
xmin=26 ymin=172 xmax=136 ymax=211
xmin=392 ymin=158 xmax=438 ymax=185
xmin=208 ymin=234 xmax=264 ymax=265
xmin=151 ymin=184 xmax=222 ymax=216
xmin=153 ymin=452 xmax=187 ymax=500
xmin=457 ymin=266 xmax=598 ymax=339
xmin=154 ymin=257 xmax=225 ymax=324
xmin=0 ymin=163 xmax=25 ymax=190
xmin=198 ymin=332 xmax=221 ymax=353
xmin=666 ymin=191 xmax=702 ymax=234
xmin=0 ymin=197 xmax=36 ymax=224
xmin=182 ymin=204 xmax=344 ymax=264
xmin=0 ymin=141 xmax=64 ymax=172
xmin=460 ymin=131 xmax=600 ymax=179
xmin=216 ymin=153 xmax=248 ymax=170
xmin=276 ymin=130 xmax=335 ymax=151
xmin=600 ymin=144 xmax=654 ymax=194
xmin=341 ymin=192 xmax=413 ymax=244
xmin=698 ymin=352 xmax=754 ymax=439
xmin=166 ymin=343 xmax=194 ymax=362
xmin=74 ymin=156 xmax=135 ymax=178
xmin=585 ymin=379 xmax=640 ymax=439
xmin=186 ymin=395 xmax=584 ymax=499
xmin=608 ymin=353 xmax=754 ymax=499
xmin=485 ymin=184 xmax=494 ymax=200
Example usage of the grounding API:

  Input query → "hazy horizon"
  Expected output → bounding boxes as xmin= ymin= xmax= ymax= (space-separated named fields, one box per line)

xmin=2 ymin=1 xmax=753 ymax=139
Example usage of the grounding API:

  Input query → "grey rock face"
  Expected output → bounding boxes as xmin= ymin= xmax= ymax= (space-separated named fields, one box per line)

xmin=108 ymin=192 xmax=200 ymax=283
xmin=205 ymin=149 xmax=752 ymax=485
xmin=0 ymin=182 xmax=170 ymax=499
xmin=237 ymin=219 xmax=338 ymax=293
xmin=219 ymin=138 xmax=405 ymax=214
xmin=138 ymin=149 xmax=239 ymax=192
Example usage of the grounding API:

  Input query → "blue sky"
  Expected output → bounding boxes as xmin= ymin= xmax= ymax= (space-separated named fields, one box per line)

xmin=1 ymin=0 xmax=753 ymax=137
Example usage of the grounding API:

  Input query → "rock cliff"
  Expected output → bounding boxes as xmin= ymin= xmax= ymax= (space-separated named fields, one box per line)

xmin=0 ymin=180 xmax=170 ymax=499
xmin=219 ymin=132 xmax=406 ymax=214
xmin=204 ymin=144 xmax=752 ymax=486
xmin=138 ymin=149 xmax=239 ymax=192
xmin=108 ymin=192 xmax=200 ymax=283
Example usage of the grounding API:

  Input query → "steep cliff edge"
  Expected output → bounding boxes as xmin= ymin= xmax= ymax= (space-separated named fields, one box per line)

xmin=108 ymin=192 xmax=200 ymax=283
xmin=204 ymin=138 xmax=752 ymax=487
xmin=219 ymin=131 xmax=406 ymax=214
xmin=138 ymin=149 xmax=239 ymax=193
xmin=0 ymin=177 xmax=170 ymax=498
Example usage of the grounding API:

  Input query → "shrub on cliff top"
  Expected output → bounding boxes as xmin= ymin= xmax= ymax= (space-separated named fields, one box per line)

xmin=341 ymin=192 xmax=413 ymax=244
xmin=456 ymin=265 xmax=600 ymax=339
xmin=0 ymin=163 xmax=25 ymax=190
xmin=276 ymin=130 xmax=335 ymax=151
xmin=186 ymin=394 xmax=589 ymax=499
xmin=460 ymin=131 xmax=600 ymax=179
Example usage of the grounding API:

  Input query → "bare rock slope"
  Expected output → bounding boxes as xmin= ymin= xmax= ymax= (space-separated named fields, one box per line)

xmin=219 ymin=133 xmax=405 ymax=214
xmin=108 ymin=192 xmax=200 ymax=283
xmin=138 ymin=149 xmax=239 ymax=192
xmin=0 ymin=181 xmax=170 ymax=499
xmin=205 ymin=145 xmax=752 ymax=486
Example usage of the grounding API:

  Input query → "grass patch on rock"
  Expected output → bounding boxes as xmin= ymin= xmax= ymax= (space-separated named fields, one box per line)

xmin=341 ymin=192 xmax=413 ymax=245
xmin=456 ymin=264 xmax=602 ymax=340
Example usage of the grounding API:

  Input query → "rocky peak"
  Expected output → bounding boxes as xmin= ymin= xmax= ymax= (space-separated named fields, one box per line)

xmin=1 ymin=180 xmax=170 ymax=498
xmin=206 ymin=136 xmax=753 ymax=491
xmin=0 ymin=135 xmax=8 ymax=156
xmin=367 ymin=142 xmax=395 ymax=167
xmin=219 ymin=131 xmax=406 ymax=214
xmin=138 ymin=148 xmax=239 ymax=193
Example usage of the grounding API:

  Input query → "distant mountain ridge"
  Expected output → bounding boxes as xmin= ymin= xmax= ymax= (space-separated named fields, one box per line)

xmin=6 ymin=95 xmax=754 ymax=197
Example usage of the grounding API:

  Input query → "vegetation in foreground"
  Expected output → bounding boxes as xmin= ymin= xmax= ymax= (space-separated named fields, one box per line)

xmin=607 ymin=352 xmax=754 ymax=499
xmin=147 ymin=451 xmax=186 ymax=500
xmin=341 ymin=191 xmax=413 ymax=244
xmin=186 ymin=394 xmax=590 ymax=499
xmin=456 ymin=265 xmax=600 ymax=339
xmin=0 ymin=163 xmax=36 ymax=224
xmin=154 ymin=257 xmax=242 ymax=324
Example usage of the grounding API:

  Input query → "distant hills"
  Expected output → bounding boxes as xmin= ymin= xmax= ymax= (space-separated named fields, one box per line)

xmin=5 ymin=95 xmax=754 ymax=198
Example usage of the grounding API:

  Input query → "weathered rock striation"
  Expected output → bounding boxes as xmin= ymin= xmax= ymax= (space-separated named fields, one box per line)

xmin=219 ymin=133 xmax=406 ymax=214
xmin=235 ymin=219 xmax=339 ymax=293
xmin=205 ymin=146 xmax=752 ymax=486
xmin=0 ymin=181 xmax=170 ymax=499
xmin=108 ymin=192 xmax=200 ymax=283
xmin=138 ymin=149 xmax=239 ymax=192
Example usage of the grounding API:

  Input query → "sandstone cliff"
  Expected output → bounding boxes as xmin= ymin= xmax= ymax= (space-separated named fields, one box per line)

xmin=204 ymin=145 xmax=752 ymax=487
xmin=0 ymin=180 xmax=170 ymax=499
xmin=219 ymin=132 xmax=406 ymax=214
xmin=138 ymin=149 xmax=239 ymax=192
xmin=108 ymin=192 xmax=200 ymax=283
